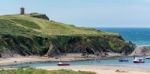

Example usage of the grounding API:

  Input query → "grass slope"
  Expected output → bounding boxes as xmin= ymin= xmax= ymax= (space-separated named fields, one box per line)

xmin=0 ymin=15 xmax=117 ymax=36
xmin=0 ymin=68 xmax=96 ymax=74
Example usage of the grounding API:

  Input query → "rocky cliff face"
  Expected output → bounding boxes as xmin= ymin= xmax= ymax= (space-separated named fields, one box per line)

xmin=0 ymin=34 xmax=135 ymax=58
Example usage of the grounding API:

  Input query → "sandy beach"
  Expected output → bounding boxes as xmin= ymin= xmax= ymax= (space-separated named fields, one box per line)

xmin=0 ymin=56 xmax=150 ymax=74
xmin=0 ymin=56 xmax=95 ymax=66
xmin=37 ymin=65 xmax=150 ymax=74
xmin=0 ymin=53 xmax=122 ymax=66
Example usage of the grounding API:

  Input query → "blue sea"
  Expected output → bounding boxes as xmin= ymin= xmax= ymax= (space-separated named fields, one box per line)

xmin=98 ymin=28 xmax=150 ymax=45
xmin=4 ymin=57 xmax=150 ymax=69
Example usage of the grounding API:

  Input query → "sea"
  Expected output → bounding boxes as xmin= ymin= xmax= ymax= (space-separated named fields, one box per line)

xmin=99 ymin=28 xmax=150 ymax=45
xmin=4 ymin=57 xmax=150 ymax=69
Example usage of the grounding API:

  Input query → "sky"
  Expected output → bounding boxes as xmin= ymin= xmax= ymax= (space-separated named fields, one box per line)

xmin=0 ymin=0 xmax=150 ymax=28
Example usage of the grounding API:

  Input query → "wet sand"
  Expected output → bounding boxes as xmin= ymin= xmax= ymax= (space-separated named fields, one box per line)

xmin=0 ymin=53 xmax=121 ymax=66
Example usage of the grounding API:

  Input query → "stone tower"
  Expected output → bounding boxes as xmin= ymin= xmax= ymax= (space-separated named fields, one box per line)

xmin=20 ymin=7 xmax=25 ymax=15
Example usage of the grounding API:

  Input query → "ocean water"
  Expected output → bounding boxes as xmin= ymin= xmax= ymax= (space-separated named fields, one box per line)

xmin=5 ymin=57 xmax=150 ymax=69
xmin=98 ymin=28 xmax=150 ymax=45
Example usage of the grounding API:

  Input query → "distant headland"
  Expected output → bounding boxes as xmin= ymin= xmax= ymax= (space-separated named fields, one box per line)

xmin=0 ymin=7 xmax=135 ymax=61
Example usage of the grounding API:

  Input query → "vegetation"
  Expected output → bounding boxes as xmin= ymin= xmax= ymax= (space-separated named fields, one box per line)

xmin=0 ymin=68 xmax=96 ymax=74
xmin=11 ymin=19 xmax=41 ymax=29
xmin=0 ymin=14 xmax=135 ymax=57
xmin=0 ymin=15 xmax=119 ymax=36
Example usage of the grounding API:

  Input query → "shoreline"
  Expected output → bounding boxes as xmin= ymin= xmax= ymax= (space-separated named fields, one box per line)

xmin=0 ymin=53 xmax=123 ymax=66
xmin=0 ymin=55 xmax=150 ymax=74
xmin=37 ymin=65 xmax=150 ymax=74
xmin=0 ymin=56 xmax=100 ymax=67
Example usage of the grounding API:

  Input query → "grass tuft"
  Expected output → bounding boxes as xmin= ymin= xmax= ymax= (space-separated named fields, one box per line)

xmin=0 ymin=68 xmax=96 ymax=74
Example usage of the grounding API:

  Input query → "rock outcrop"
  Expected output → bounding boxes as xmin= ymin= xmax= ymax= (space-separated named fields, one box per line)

xmin=130 ymin=45 xmax=150 ymax=56
xmin=29 ymin=13 xmax=49 ymax=20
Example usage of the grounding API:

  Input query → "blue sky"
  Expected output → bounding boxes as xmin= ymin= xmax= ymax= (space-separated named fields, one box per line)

xmin=0 ymin=0 xmax=150 ymax=28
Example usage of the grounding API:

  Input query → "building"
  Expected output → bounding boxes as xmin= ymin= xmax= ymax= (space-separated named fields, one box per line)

xmin=20 ymin=7 xmax=25 ymax=15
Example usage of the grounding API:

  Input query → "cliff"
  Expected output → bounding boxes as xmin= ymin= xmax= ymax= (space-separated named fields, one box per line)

xmin=0 ymin=14 xmax=135 ymax=57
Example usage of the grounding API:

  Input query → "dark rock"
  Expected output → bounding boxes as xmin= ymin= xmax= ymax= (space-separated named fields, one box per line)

xmin=29 ymin=13 xmax=49 ymax=20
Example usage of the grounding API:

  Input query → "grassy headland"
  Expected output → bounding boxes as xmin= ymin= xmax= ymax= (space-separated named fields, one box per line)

xmin=0 ymin=14 xmax=135 ymax=57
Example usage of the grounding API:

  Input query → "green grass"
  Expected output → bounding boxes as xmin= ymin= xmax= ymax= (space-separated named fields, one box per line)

xmin=0 ymin=15 xmax=117 ymax=36
xmin=0 ymin=19 xmax=39 ymax=36
xmin=0 ymin=68 xmax=96 ymax=74
xmin=11 ymin=19 xmax=41 ymax=29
